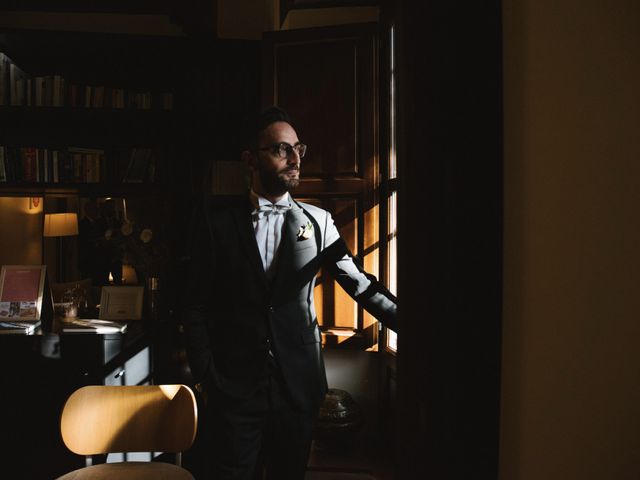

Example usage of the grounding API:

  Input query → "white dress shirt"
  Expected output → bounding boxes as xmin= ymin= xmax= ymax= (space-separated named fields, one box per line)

xmin=250 ymin=190 xmax=292 ymax=279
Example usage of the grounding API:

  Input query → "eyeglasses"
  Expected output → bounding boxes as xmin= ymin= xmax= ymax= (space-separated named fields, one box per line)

xmin=258 ymin=142 xmax=307 ymax=159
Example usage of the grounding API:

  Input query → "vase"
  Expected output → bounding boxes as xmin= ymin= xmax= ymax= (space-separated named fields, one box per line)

xmin=314 ymin=388 xmax=364 ymax=452
xmin=145 ymin=276 xmax=161 ymax=321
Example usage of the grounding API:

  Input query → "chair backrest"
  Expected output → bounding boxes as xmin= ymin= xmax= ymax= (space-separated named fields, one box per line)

xmin=60 ymin=385 xmax=197 ymax=456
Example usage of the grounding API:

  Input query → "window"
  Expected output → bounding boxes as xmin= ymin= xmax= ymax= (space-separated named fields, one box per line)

xmin=383 ymin=25 xmax=398 ymax=353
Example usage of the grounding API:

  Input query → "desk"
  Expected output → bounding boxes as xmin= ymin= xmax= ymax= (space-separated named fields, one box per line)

xmin=0 ymin=321 xmax=151 ymax=479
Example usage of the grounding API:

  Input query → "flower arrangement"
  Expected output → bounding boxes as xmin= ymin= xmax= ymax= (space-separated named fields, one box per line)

xmin=105 ymin=220 xmax=169 ymax=281
xmin=297 ymin=221 xmax=314 ymax=240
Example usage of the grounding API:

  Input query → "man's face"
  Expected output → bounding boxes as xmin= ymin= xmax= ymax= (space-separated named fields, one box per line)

xmin=253 ymin=121 xmax=301 ymax=196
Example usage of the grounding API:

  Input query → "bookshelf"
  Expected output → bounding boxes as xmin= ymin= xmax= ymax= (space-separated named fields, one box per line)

xmin=0 ymin=31 xmax=189 ymax=355
xmin=0 ymin=25 xmax=262 ymax=387
xmin=0 ymin=30 xmax=184 ymax=197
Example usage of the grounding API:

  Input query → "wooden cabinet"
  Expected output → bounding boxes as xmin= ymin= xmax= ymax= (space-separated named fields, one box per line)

xmin=60 ymin=326 xmax=151 ymax=386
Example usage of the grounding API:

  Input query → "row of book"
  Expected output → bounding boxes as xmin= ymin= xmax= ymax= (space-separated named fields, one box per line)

xmin=0 ymin=52 xmax=174 ymax=110
xmin=64 ymin=86 xmax=173 ymax=110
xmin=0 ymin=146 xmax=159 ymax=184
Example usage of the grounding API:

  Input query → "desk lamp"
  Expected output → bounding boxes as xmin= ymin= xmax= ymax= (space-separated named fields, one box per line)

xmin=43 ymin=213 xmax=78 ymax=282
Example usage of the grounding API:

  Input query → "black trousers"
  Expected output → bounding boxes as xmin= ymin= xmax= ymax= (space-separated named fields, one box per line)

xmin=203 ymin=357 xmax=317 ymax=480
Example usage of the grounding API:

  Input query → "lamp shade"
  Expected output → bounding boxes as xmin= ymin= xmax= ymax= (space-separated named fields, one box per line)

xmin=43 ymin=213 xmax=79 ymax=237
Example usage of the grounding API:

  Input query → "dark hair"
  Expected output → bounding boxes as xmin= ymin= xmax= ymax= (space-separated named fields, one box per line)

xmin=241 ymin=105 xmax=292 ymax=150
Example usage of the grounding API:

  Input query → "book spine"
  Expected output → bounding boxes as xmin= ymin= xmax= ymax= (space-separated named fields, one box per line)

xmin=21 ymin=147 xmax=37 ymax=182
xmin=85 ymin=153 xmax=95 ymax=182
xmin=7 ymin=147 xmax=17 ymax=181
xmin=15 ymin=78 xmax=25 ymax=106
xmin=0 ymin=53 xmax=7 ymax=106
xmin=36 ymin=148 xmax=42 ymax=182
xmin=52 ymin=150 xmax=59 ymax=183
xmin=26 ymin=78 xmax=32 ymax=106
xmin=52 ymin=75 xmax=62 ymax=107
xmin=0 ymin=146 xmax=6 ymax=182
xmin=44 ymin=75 xmax=53 ymax=107
xmin=61 ymin=151 xmax=73 ymax=183
xmin=96 ymin=152 xmax=102 ymax=182
xmin=93 ymin=86 xmax=104 ymax=108
xmin=43 ymin=149 xmax=50 ymax=183
xmin=35 ymin=77 xmax=44 ymax=107
xmin=70 ymin=84 xmax=78 ymax=107
xmin=85 ymin=85 xmax=92 ymax=108
xmin=11 ymin=62 xmax=30 ymax=106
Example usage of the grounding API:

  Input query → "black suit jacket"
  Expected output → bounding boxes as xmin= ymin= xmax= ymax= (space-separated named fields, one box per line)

xmin=182 ymin=195 xmax=397 ymax=412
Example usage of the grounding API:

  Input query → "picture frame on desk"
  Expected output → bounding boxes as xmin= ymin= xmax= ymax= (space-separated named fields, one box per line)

xmin=0 ymin=265 xmax=46 ymax=321
xmin=99 ymin=285 xmax=144 ymax=321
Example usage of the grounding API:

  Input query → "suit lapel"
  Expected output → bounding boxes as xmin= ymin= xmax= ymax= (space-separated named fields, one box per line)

xmin=231 ymin=199 xmax=269 ymax=292
xmin=271 ymin=202 xmax=318 ymax=303
xmin=271 ymin=203 xmax=303 ymax=297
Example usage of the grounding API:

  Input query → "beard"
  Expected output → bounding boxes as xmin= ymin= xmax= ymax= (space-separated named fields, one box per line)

xmin=257 ymin=163 xmax=300 ymax=196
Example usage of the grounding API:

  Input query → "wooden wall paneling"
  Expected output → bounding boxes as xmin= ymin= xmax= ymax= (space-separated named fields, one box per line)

xmin=273 ymin=38 xmax=357 ymax=176
xmin=262 ymin=23 xmax=378 ymax=180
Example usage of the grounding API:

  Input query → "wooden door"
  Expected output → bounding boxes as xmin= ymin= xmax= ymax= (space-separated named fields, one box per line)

xmin=263 ymin=23 xmax=380 ymax=349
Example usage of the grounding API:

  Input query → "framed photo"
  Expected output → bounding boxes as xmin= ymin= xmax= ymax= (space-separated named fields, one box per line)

xmin=0 ymin=265 xmax=47 ymax=321
xmin=99 ymin=286 xmax=144 ymax=321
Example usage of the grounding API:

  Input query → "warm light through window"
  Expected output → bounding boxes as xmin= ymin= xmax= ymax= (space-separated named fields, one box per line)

xmin=387 ymin=192 xmax=398 ymax=352
xmin=386 ymin=26 xmax=398 ymax=353
xmin=388 ymin=193 xmax=397 ymax=296
xmin=389 ymin=25 xmax=397 ymax=180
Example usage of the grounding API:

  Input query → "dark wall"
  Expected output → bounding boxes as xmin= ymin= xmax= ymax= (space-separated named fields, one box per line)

xmin=395 ymin=1 xmax=503 ymax=479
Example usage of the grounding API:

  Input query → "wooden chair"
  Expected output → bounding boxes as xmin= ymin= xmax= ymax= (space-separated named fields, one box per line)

xmin=56 ymin=384 xmax=198 ymax=480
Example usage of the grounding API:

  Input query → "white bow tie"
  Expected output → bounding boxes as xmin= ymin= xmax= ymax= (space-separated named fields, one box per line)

xmin=253 ymin=203 xmax=292 ymax=220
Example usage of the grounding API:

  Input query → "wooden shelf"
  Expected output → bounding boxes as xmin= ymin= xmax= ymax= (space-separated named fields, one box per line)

xmin=0 ymin=107 xmax=177 ymax=146
xmin=0 ymin=182 xmax=167 ymax=197
xmin=1 ymin=1 xmax=169 ymax=14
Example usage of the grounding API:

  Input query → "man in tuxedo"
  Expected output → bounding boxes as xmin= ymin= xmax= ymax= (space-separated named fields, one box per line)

xmin=182 ymin=106 xmax=397 ymax=480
